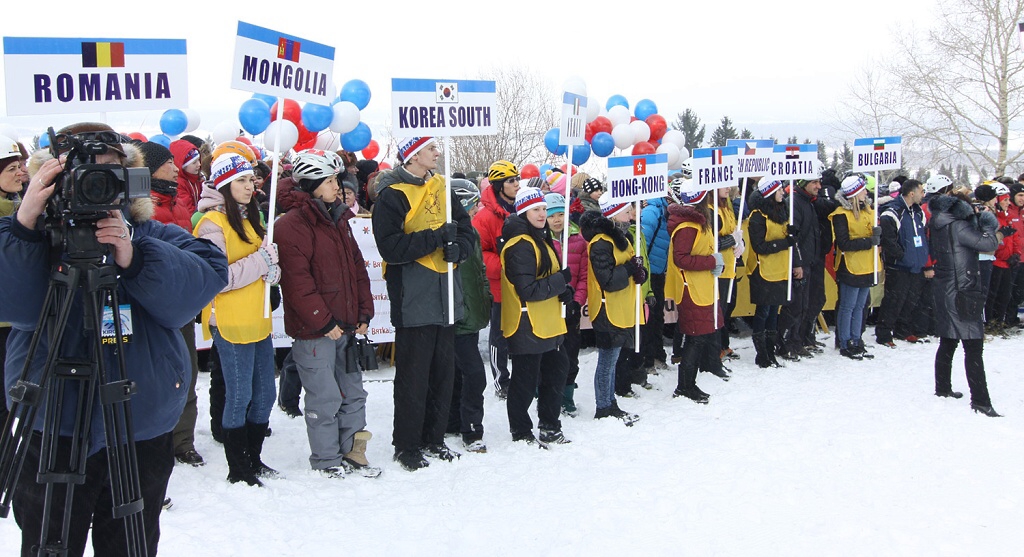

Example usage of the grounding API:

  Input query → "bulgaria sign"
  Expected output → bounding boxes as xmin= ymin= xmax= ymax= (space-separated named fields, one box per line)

xmin=391 ymin=78 xmax=497 ymax=136
xmin=606 ymin=154 xmax=668 ymax=203
xmin=852 ymin=136 xmax=902 ymax=172
xmin=726 ymin=139 xmax=775 ymax=178
xmin=770 ymin=144 xmax=820 ymax=180
xmin=3 ymin=36 xmax=188 ymax=116
xmin=231 ymin=21 xmax=335 ymax=105
xmin=692 ymin=146 xmax=739 ymax=191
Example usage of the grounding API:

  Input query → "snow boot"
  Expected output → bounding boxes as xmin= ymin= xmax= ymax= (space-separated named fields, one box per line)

xmin=394 ymin=449 xmax=429 ymax=471
xmin=595 ymin=400 xmax=639 ymax=426
xmin=852 ymin=340 xmax=875 ymax=359
xmin=539 ymin=427 xmax=571 ymax=445
xmin=223 ymin=427 xmax=262 ymax=487
xmin=561 ymin=383 xmax=579 ymax=417
xmin=341 ymin=430 xmax=381 ymax=477
xmin=422 ymin=442 xmax=461 ymax=462
xmin=245 ymin=421 xmax=280 ymax=480
xmin=752 ymin=331 xmax=772 ymax=368
xmin=765 ymin=330 xmax=784 ymax=367
xmin=840 ymin=340 xmax=864 ymax=360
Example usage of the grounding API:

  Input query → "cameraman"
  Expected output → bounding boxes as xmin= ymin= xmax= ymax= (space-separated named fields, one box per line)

xmin=0 ymin=123 xmax=228 ymax=556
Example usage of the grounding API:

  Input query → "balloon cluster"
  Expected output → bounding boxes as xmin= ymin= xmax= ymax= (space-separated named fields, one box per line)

xmin=151 ymin=108 xmax=202 ymax=147
xmin=544 ymin=88 xmax=690 ymax=170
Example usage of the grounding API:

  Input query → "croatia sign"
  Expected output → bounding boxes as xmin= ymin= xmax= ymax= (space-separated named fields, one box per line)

xmin=692 ymin=146 xmax=739 ymax=191
xmin=3 ymin=36 xmax=188 ymax=116
xmin=559 ymin=91 xmax=587 ymax=146
xmin=852 ymin=136 xmax=902 ymax=172
xmin=726 ymin=139 xmax=775 ymax=178
xmin=232 ymin=21 xmax=335 ymax=105
xmin=392 ymin=78 xmax=497 ymax=136
xmin=770 ymin=144 xmax=820 ymax=180
xmin=606 ymin=154 xmax=668 ymax=203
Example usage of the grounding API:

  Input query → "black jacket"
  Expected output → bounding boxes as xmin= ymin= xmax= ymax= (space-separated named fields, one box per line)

xmin=500 ymin=215 xmax=567 ymax=355
xmin=747 ymin=190 xmax=793 ymax=306
xmin=580 ymin=211 xmax=636 ymax=349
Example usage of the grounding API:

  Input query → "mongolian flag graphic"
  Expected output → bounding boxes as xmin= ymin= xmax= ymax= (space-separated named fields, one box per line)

xmin=277 ymin=38 xmax=300 ymax=62
xmin=81 ymin=42 xmax=125 ymax=68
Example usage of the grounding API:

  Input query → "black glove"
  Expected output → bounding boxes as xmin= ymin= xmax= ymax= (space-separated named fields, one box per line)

xmin=435 ymin=222 xmax=457 ymax=246
xmin=443 ymin=243 xmax=462 ymax=263
xmin=559 ymin=268 xmax=572 ymax=286
xmin=645 ymin=295 xmax=657 ymax=308
xmin=999 ymin=225 xmax=1017 ymax=237
xmin=567 ymin=300 xmax=581 ymax=319
xmin=787 ymin=224 xmax=800 ymax=236
xmin=718 ymin=234 xmax=736 ymax=251
xmin=558 ymin=285 xmax=575 ymax=304
xmin=785 ymin=233 xmax=798 ymax=247
xmin=624 ymin=256 xmax=648 ymax=284
xmin=870 ymin=226 xmax=882 ymax=246
xmin=1008 ymin=254 xmax=1021 ymax=266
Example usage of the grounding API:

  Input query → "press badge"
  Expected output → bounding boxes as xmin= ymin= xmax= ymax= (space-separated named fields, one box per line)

xmin=101 ymin=304 xmax=134 ymax=344
xmin=913 ymin=236 xmax=923 ymax=247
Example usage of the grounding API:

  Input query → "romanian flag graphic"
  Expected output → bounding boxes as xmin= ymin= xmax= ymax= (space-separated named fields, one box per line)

xmin=277 ymin=38 xmax=300 ymax=62
xmin=81 ymin=42 xmax=125 ymax=68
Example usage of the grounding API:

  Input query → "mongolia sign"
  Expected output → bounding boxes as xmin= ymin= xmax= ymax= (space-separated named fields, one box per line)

xmin=852 ymin=136 xmax=902 ymax=172
xmin=391 ymin=78 xmax=497 ymax=136
xmin=770 ymin=144 xmax=820 ymax=180
xmin=692 ymin=146 xmax=739 ymax=190
xmin=726 ymin=139 xmax=775 ymax=178
xmin=232 ymin=21 xmax=335 ymax=105
xmin=3 ymin=36 xmax=188 ymax=115
xmin=606 ymin=154 xmax=668 ymax=203
xmin=559 ymin=91 xmax=587 ymax=146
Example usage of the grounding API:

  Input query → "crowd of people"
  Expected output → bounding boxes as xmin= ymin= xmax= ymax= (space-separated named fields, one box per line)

xmin=0 ymin=126 xmax=1019 ymax=554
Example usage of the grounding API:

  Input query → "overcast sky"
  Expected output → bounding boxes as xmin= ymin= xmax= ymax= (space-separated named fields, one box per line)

xmin=0 ymin=0 xmax=939 ymax=147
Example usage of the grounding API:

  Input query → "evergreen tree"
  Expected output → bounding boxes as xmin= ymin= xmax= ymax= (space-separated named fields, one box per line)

xmin=672 ymin=108 xmax=705 ymax=152
xmin=830 ymin=150 xmax=841 ymax=171
xmin=740 ymin=128 xmax=753 ymax=139
xmin=709 ymin=116 xmax=738 ymax=147
xmin=839 ymin=142 xmax=854 ymax=175
xmin=914 ymin=167 xmax=931 ymax=182
xmin=958 ymin=165 xmax=971 ymax=185
xmin=787 ymin=136 xmax=799 ymax=145
xmin=816 ymin=140 xmax=828 ymax=168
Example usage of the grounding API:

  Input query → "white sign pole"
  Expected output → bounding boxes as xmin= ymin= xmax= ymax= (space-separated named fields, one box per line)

xmin=562 ymin=146 xmax=573 ymax=318
xmin=728 ymin=181 xmax=746 ymax=305
xmin=264 ymin=97 xmax=285 ymax=318
xmin=787 ymin=179 xmax=795 ymax=302
xmin=635 ymin=199 xmax=642 ymax=353
xmin=713 ymin=192 xmax=720 ymax=326
xmin=873 ymin=170 xmax=880 ymax=286
xmin=445 ymin=136 xmax=454 ymax=325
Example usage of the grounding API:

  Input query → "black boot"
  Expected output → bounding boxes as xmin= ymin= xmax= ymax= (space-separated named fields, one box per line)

xmin=674 ymin=340 xmax=709 ymax=404
xmin=208 ymin=344 xmax=225 ymax=444
xmin=752 ymin=331 xmax=771 ymax=368
xmin=840 ymin=340 xmax=864 ymax=360
xmin=223 ymin=427 xmax=262 ymax=487
xmin=765 ymin=330 xmax=784 ymax=367
xmin=245 ymin=422 xmax=280 ymax=479
xmin=775 ymin=331 xmax=801 ymax=362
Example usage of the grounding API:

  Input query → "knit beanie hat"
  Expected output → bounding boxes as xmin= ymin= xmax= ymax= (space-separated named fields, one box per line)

xmin=973 ymin=184 xmax=996 ymax=202
xmin=582 ymin=177 xmax=603 ymax=194
xmin=679 ymin=189 xmax=708 ymax=206
xmin=598 ymin=191 xmax=629 ymax=218
xmin=210 ymin=153 xmax=254 ymax=190
xmin=757 ymin=176 xmax=785 ymax=198
xmin=514 ymin=186 xmax=546 ymax=215
xmin=544 ymin=192 xmax=566 ymax=217
xmin=139 ymin=141 xmax=174 ymax=176
xmin=397 ymin=137 xmax=435 ymax=162
xmin=544 ymin=170 xmax=567 ymax=196
xmin=1010 ymin=182 xmax=1024 ymax=200
xmin=841 ymin=175 xmax=867 ymax=198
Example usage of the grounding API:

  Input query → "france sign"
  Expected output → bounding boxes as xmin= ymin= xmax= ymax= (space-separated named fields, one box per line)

xmin=232 ymin=21 xmax=335 ymax=105
xmin=692 ymin=146 xmax=739 ymax=191
xmin=726 ymin=139 xmax=775 ymax=178
xmin=852 ymin=136 xmax=902 ymax=172
xmin=392 ymin=78 xmax=497 ymax=136
xmin=606 ymin=154 xmax=668 ymax=204
xmin=770 ymin=144 xmax=820 ymax=180
xmin=3 ymin=36 xmax=188 ymax=116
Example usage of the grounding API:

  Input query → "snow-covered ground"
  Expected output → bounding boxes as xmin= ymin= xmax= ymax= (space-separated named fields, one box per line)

xmin=2 ymin=330 xmax=1022 ymax=556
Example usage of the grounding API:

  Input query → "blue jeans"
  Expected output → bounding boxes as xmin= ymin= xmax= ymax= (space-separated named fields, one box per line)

xmin=595 ymin=346 xmax=621 ymax=411
xmin=837 ymin=283 xmax=870 ymax=346
xmin=212 ymin=329 xmax=276 ymax=429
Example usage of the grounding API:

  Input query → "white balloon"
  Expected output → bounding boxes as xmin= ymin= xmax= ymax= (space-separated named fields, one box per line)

xmin=607 ymin=105 xmax=631 ymax=127
xmin=0 ymin=124 xmax=20 ymax=142
xmin=629 ymin=120 xmax=651 ymax=144
xmin=315 ymin=132 xmax=340 ymax=151
xmin=586 ymin=96 xmax=600 ymax=123
xmin=562 ymin=76 xmax=587 ymax=97
xmin=330 ymin=101 xmax=361 ymax=134
xmin=611 ymin=124 xmax=635 ymax=150
xmin=678 ymin=148 xmax=691 ymax=160
xmin=183 ymin=108 xmax=201 ymax=134
xmin=656 ymin=143 xmax=681 ymax=168
xmin=263 ymin=120 xmax=299 ymax=152
xmin=662 ymin=129 xmax=686 ymax=150
xmin=212 ymin=121 xmax=239 ymax=144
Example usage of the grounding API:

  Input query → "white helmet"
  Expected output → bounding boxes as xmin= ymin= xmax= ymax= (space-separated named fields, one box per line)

xmin=679 ymin=157 xmax=693 ymax=179
xmin=668 ymin=177 xmax=691 ymax=204
xmin=994 ymin=183 xmax=1010 ymax=196
xmin=924 ymin=174 xmax=953 ymax=194
xmin=291 ymin=149 xmax=342 ymax=181
xmin=0 ymin=135 xmax=21 ymax=160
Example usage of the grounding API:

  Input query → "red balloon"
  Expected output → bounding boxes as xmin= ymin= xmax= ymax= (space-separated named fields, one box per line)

xmin=646 ymin=114 xmax=668 ymax=142
xmin=585 ymin=123 xmax=596 ymax=144
xmin=361 ymin=139 xmax=380 ymax=160
xmin=632 ymin=141 xmax=656 ymax=155
xmin=270 ymin=99 xmax=302 ymax=126
xmin=591 ymin=116 xmax=612 ymax=135
xmin=127 ymin=132 xmax=147 ymax=142
xmin=235 ymin=136 xmax=253 ymax=145
xmin=630 ymin=116 xmax=638 ymax=123
xmin=520 ymin=163 xmax=540 ymax=179
xmin=248 ymin=145 xmax=262 ymax=161
xmin=559 ymin=163 xmax=578 ymax=174
xmin=379 ymin=161 xmax=391 ymax=170
xmin=294 ymin=135 xmax=317 ymax=152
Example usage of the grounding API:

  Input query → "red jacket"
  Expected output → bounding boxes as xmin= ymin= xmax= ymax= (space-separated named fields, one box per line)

xmin=170 ymin=140 xmax=203 ymax=216
xmin=993 ymin=208 xmax=1020 ymax=269
xmin=274 ymin=178 xmax=373 ymax=339
xmin=552 ymin=225 xmax=589 ymax=306
xmin=1007 ymin=203 xmax=1024 ymax=256
xmin=473 ymin=184 xmax=514 ymax=302
xmin=150 ymin=179 xmax=194 ymax=232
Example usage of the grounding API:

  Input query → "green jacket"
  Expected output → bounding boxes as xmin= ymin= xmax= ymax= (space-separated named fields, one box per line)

xmin=456 ymin=226 xmax=492 ymax=335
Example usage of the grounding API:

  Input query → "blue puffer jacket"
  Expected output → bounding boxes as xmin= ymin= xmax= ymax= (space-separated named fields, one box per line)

xmin=1 ymin=213 xmax=228 ymax=455
xmin=640 ymin=197 xmax=670 ymax=274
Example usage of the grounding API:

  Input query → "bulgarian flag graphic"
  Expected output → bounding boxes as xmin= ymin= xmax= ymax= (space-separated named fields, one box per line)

xmin=873 ymin=138 xmax=885 ymax=151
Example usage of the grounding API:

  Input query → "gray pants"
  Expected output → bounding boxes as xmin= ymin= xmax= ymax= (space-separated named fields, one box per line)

xmin=291 ymin=336 xmax=367 ymax=470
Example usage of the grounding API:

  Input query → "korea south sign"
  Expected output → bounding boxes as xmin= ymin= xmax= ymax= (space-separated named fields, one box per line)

xmin=232 ymin=21 xmax=335 ymax=105
xmin=3 ymin=36 xmax=188 ymax=116
xmin=606 ymin=154 xmax=668 ymax=204
xmin=559 ymin=91 xmax=587 ymax=146
xmin=770 ymin=144 xmax=820 ymax=180
xmin=392 ymin=78 xmax=497 ymax=136
xmin=726 ymin=139 xmax=775 ymax=179
xmin=852 ymin=136 xmax=902 ymax=172
xmin=692 ymin=146 xmax=739 ymax=191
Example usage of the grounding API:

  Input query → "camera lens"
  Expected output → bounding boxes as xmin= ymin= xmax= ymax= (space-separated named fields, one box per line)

xmin=77 ymin=169 xmax=119 ymax=206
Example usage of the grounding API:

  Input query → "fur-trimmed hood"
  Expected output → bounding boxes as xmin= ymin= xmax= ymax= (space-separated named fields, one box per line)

xmin=579 ymin=210 xmax=630 ymax=251
xmin=27 ymin=143 xmax=154 ymax=223
xmin=835 ymin=190 xmax=874 ymax=212
xmin=667 ymin=202 xmax=708 ymax=233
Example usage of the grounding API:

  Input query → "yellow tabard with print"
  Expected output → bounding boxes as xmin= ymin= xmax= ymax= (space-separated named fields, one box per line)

xmin=388 ymin=174 xmax=453 ymax=273
xmin=829 ymin=205 xmax=880 ymax=276
xmin=718 ymin=203 xmax=738 ymax=279
xmin=587 ymin=233 xmax=644 ymax=329
xmin=499 ymin=235 xmax=567 ymax=339
xmin=666 ymin=222 xmax=717 ymax=307
xmin=743 ymin=210 xmax=790 ymax=282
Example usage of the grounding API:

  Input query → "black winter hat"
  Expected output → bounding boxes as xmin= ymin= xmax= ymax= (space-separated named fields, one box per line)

xmin=820 ymin=168 xmax=841 ymax=190
xmin=582 ymin=177 xmax=603 ymax=194
xmin=974 ymin=184 xmax=996 ymax=202
xmin=1009 ymin=182 xmax=1024 ymax=199
xmin=138 ymin=141 xmax=174 ymax=176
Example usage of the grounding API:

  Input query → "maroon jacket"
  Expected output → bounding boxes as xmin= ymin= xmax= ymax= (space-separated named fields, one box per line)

xmin=668 ymin=203 xmax=723 ymax=336
xmin=274 ymin=178 xmax=373 ymax=339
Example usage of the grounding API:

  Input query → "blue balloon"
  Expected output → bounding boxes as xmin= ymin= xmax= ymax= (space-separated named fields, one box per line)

xmin=605 ymin=94 xmax=629 ymax=111
xmin=149 ymin=134 xmax=171 ymax=148
xmin=238 ymin=98 xmax=271 ymax=135
xmin=634 ymin=99 xmax=658 ymax=121
xmin=159 ymin=109 xmax=187 ymax=136
xmin=341 ymin=122 xmax=372 ymax=151
xmin=591 ymin=132 xmax=615 ymax=157
xmin=38 ymin=133 xmax=50 ymax=148
xmin=251 ymin=93 xmax=277 ymax=106
xmin=571 ymin=142 xmax=591 ymax=166
xmin=538 ymin=164 xmax=554 ymax=177
xmin=544 ymin=128 xmax=566 ymax=156
xmin=301 ymin=103 xmax=334 ymax=133
xmin=339 ymin=79 xmax=372 ymax=110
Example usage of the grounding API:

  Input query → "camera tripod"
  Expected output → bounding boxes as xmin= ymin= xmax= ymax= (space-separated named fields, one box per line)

xmin=0 ymin=255 xmax=148 ymax=557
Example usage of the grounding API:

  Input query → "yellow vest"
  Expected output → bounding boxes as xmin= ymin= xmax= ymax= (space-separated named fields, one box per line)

xmin=499 ymin=235 xmax=567 ymax=339
xmin=587 ymin=233 xmax=645 ymax=329
xmin=718 ymin=203 xmax=737 ymax=279
xmin=666 ymin=222 xmax=717 ymax=307
xmin=830 ymin=205 xmax=880 ymax=276
xmin=743 ymin=210 xmax=790 ymax=282
xmin=195 ymin=212 xmax=271 ymax=344
xmin=387 ymin=174 xmax=453 ymax=273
